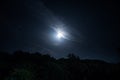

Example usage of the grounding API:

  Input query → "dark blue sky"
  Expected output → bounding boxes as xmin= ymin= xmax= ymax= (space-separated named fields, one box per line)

xmin=0 ymin=0 xmax=120 ymax=63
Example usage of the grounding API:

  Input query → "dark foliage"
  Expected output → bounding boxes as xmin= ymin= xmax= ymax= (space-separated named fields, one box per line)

xmin=0 ymin=51 xmax=120 ymax=80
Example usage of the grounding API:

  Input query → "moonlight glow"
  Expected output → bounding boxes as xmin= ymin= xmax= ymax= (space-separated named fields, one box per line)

xmin=51 ymin=25 xmax=71 ymax=41
xmin=56 ymin=30 xmax=65 ymax=39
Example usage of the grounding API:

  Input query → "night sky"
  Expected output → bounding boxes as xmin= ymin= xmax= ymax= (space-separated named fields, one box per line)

xmin=0 ymin=0 xmax=120 ymax=63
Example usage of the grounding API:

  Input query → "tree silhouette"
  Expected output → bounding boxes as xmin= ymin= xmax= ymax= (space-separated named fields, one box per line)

xmin=0 ymin=51 xmax=120 ymax=80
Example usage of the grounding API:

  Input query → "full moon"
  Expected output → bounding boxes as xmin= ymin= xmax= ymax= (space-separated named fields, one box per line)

xmin=57 ymin=31 xmax=64 ymax=39
xmin=51 ymin=26 xmax=70 ymax=41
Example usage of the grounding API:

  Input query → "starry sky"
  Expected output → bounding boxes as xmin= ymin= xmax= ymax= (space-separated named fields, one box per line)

xmin=0 ymin=0 xmax=120 ymax=63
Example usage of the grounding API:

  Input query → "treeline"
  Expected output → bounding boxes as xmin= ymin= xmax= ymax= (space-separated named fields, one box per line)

xmin=0 ymin=51 xmax=120 ymax=80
